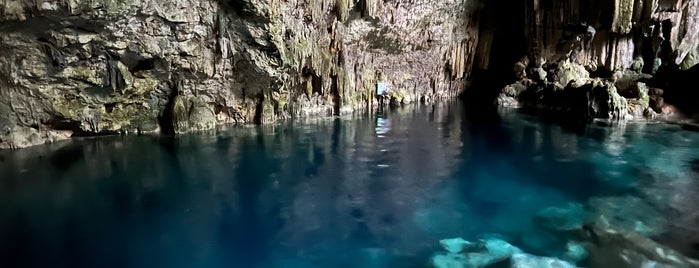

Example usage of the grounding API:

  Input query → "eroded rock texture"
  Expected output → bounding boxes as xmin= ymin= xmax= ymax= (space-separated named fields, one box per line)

xmin=498 ymin=0 xmax=699 ymax=121
xmin=526 ymin=0 xmax=699 ymax=72
xmin=2 ymin=0 xmax=699 ymax=149
xmin=0 ymin=0 xmax=479 ymax=148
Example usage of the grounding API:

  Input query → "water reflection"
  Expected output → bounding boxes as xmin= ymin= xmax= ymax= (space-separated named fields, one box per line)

xmin=0 ymin=102 xmax=698 ymax=267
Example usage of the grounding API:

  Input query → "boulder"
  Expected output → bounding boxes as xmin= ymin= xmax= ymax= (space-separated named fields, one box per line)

xmin=554 ymin=61 xmax=589 ymax=88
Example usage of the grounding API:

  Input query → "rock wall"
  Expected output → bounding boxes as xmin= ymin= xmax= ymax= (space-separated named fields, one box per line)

xmin=0 ymin=0 xmax=480 ymax=149
xmin=526 ymin=0 xmax=699 ymax=72
xmin=498 ymin=0 xmax=699 ymax=121
xmin=2 ymin=0 xmax=699 ymax=149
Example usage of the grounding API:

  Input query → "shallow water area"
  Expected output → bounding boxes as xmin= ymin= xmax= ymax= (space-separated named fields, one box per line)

xmin=1 ymin=101 xmax=699 ymax=268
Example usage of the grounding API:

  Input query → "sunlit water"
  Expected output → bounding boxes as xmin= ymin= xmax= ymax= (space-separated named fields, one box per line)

xmin=1 ymin=102 xmax=698 ymax=267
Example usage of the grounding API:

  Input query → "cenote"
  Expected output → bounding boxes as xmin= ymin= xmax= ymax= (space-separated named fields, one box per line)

xmin=1 ymin=102 xmax=699 ymax=268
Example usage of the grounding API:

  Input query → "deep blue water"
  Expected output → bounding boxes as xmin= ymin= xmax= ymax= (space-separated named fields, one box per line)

xmin=1 ymin=102 xmax=699 ymax=267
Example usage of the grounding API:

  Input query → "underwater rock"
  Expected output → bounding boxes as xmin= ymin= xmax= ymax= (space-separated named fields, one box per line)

xmin=432 ymin=236 xmax=577 ymax=268
xmin=580 ymin=224 xmax=699 ymax=268
xmin=432 ymin=237 xmax=520 ymax=268
xmin=535 ymin=202 xmax=586 ymax=231
xmin=510 ymin=253 xmax=576 ymax=268
xmin=431 ymin=253 xmax=470 ymax=268
xmin=563 ymin=241 xmax=589 ymax=263
xmin=588 ymin=196 xmax=666 ymax=237
xmin=440 ymin=238 xmax=477 ymax=254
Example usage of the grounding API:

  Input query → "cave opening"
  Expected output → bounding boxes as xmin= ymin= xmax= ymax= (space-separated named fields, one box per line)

xmin=465 ymin=0 xmax=527 ymax=106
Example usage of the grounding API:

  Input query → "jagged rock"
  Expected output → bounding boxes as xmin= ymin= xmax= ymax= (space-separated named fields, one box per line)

xmin=525 ymin=0 xmax=699 ymax=72
xmin=0 ymin=0 xmax=478 ymax=149
xmin=172 ymin=96 xmax=216 ymax=134
xmin=555 ymin=61 xmax=590 ymax=88
xmin=496 ymin=80 xmax=533 ymax=108
xmin=3 ymin=0 xmax=699 ymax=149
xmin=497 ymin=77 xmax=627 ymax=120
xmin=619 ymin=82 xmax=652 ymax=118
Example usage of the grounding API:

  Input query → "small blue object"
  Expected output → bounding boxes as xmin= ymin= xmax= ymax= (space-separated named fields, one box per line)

xmin=377 ymin=82 xmax=390 ymax=95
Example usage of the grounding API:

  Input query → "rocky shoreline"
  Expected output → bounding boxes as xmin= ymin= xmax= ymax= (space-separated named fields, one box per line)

xmin=1 ymin=0 xmax=699 ymax=150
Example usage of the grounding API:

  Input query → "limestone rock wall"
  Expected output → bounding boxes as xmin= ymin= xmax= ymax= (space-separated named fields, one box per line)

xmin=526 ymin=0 xmax=699 ymax=72
xmin=0 ymin=0 xmax=480 ymax=149
xmin=496 ymin=0 xmax=699 ymax=121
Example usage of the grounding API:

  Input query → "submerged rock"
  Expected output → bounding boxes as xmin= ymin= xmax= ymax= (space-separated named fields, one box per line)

xmin=580 ymin=224 xmax=699 ymax=268
xmin=431 ymin=236 xmax=577 ymax=268
xmin=510 ymin=253 xmax=577 ymax=268
xmin=440 ymin=238 xmax=477 ymax=254
xmin=563 ymin=241 xmax=588 ymax=263
xmin=588 ymin=196 xmax=666 ymax=237
xmin=535 ymin=202 xmax=586 ymax=231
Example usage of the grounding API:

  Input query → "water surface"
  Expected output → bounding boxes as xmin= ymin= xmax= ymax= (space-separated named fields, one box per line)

xmin=1 ymin=102 xmax=698 ymax=267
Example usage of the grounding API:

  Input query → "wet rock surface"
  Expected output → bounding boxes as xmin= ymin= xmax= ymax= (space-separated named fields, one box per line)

xmin=0 ymin=0 xmax=479 ymax=149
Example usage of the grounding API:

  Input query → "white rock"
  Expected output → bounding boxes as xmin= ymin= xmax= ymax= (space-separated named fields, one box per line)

xmin=439 ymin=237 xmax=475 ymax=254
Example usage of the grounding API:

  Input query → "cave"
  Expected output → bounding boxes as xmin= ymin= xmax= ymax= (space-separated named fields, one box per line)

xmin=1 ymin=1 xmax=699 ymax=267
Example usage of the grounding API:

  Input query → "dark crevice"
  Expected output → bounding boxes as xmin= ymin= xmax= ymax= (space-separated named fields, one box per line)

xmin=42 ymin=118 xmax=84 ymax=136
xmin=158 ymin=76 xmax=181 ymax=135
xmin=121 ymin=52 xmax=155 ymax=74
xmin=37 ymin=37 xmax=67 ymax=70
xmin=131 ymin=58 xmax=155 ymax=73
xmin=312 ymin=74 xmax=322 ymax=96
xmin=217 ymin=0 xmax=270 ymax=23
xmin=589 ymin=68 xmax=614 ymax=78
xmin=301 ymin=66 xmax=324 ymax=97
xmin=253 ymin=94 xmax=264 ymax=125
xmin=466 ymin=0 xmax=527 ymax=107
xmin=104 ymin=103 xmax=116 ymax=113
xmin=331 ymin=75 xmax=340 ymax=115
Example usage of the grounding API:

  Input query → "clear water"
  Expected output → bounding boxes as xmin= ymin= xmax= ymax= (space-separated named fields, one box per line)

xmin=1 ymin=101 xmax=698 ymax=268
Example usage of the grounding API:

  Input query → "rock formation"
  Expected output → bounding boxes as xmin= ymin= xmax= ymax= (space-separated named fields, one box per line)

xmin=0 ymin=0 xmax=479 ymax=148
xmin=498 ymin=0 xmax=699 ymax=121
xmin=1 ymin=0 xmax=699 ymax=149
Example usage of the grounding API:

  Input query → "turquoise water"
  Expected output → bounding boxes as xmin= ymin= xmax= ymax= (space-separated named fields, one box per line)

xmin=1 ymin=102 xmax=698 ymax=267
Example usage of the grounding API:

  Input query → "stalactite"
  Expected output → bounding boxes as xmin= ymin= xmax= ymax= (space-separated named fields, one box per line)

xmin=612 ymin=0 xmax=636 ymax=34
xmin=333 ymin=0 xmax=350 ymax=21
